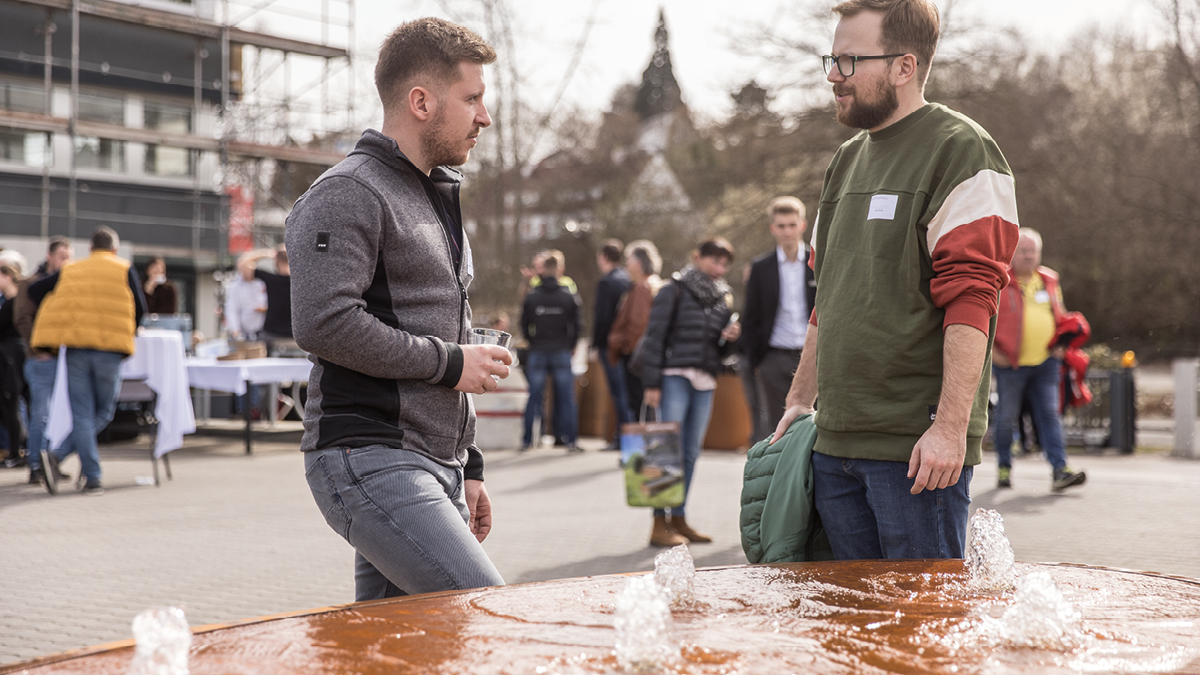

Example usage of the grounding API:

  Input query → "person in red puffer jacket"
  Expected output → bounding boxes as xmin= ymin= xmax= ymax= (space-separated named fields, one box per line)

xmin=992 ymin=229 xmax=1087 ymax=492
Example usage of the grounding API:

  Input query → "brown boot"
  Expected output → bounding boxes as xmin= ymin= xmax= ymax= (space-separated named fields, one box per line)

xmin=650 ymin=515 xmax=688 ymax=547
xmin=668 ymin=515 xmax=713 ymax=543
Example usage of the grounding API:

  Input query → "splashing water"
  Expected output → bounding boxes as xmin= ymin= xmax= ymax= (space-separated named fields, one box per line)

xmin=966 ymin=509 xmax=1016 ymax=591
xmin=614 ymin=575 xmax=679 ymax=673
xmin=654 ymin=544 xmax=695 ymax=606
xmin=129 ymin=606 xmax=191 ymax=675
xmin=998 ymin=571 xmax=1083 ymax=648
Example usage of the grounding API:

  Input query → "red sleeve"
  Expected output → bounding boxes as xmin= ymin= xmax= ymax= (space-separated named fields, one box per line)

xmin=930 ymin=216 xmax=1019 ymax=333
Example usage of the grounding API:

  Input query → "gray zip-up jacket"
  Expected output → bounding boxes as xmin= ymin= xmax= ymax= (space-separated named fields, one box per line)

xmin=286 ymin=129 xmax=483 ymax=479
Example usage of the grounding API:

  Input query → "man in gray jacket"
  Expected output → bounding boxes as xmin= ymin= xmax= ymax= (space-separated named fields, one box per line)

xmin=286 ymin=17 xmax=510 ymax=600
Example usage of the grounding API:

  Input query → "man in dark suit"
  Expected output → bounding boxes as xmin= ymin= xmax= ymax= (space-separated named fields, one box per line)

xmin=593 ymin=239 xmax=632 ymax=443
xmin=740 ymin=197 xmax=816 ymax=442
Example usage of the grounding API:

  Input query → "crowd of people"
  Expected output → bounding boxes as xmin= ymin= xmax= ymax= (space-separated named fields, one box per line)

xmin=0 ymin=0 xmax=1095 ymax=607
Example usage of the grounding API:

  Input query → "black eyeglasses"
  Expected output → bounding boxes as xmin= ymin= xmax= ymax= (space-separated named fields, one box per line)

xmin=821 ymin=53 xmax=909 ymax=77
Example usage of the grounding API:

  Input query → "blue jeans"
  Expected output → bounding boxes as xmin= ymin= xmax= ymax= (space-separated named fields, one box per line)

xmin=523 ymin=350 xmax=577 ymax=446
xmin=993 ymin=358 xmax=1067 ymax=471
xmin=653 ymin=374 xmax=715 ymax=518
xmin=812 ymin=451 xmax=973 ymax=559
xmin=602 ymin=356 xmax=633 ymax=432
xmin=23 ymin=357 xmax=58 ymax=470
xmin=304 ymin=445 xmax=504 ymax=601
xmin=50 ymin=349 xmax=124 ymax=483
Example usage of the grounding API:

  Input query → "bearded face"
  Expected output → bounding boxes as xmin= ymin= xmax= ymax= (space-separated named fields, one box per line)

xmin=420 ymin=106 xmax=471 ymax=168
xmin=834 ymin=71 xmax=900 ymax=130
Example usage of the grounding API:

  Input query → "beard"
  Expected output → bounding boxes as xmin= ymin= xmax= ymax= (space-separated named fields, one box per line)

xmin=420 ymin=110 xmax=473 ymax=168
xmin=834 ymin=77 xmax=900 ymax=130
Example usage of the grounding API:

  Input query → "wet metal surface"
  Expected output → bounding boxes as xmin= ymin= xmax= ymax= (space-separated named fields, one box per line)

xmin=6 ymin=560 xmax=1200 ymax=674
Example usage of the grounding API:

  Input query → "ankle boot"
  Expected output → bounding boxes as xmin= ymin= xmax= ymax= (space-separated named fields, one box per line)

xmin=650 ymin=515 xmax=688 ymax=547
xmin=668 ymin=515 xmax=713 ymax=543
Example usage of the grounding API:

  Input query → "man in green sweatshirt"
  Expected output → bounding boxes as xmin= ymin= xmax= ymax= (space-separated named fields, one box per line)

xmin=771 ymin=0 xmax=1019 ymax=560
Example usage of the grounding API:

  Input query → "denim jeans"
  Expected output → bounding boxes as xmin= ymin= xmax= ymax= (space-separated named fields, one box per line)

xmin=653 ymin=374 xmax=715 ymax=518
xmin=522 ymin=349 xmax=577 ymax=446
xmin=51 ymin=349 xmax=124 ymax=483
xmin=601 ymin=356 xmax=634 ymax=433
xmin=992 ymin=358 xmax=1067 ymax=471
xmin=812 ymin=451 xmax=973 ymax=560
xmin=23 ymin=356 xmax=58 ymax=470
xmin=304 ymin=445 xmax=504 ymax=601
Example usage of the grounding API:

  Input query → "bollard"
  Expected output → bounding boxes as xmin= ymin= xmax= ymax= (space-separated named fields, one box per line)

xmin=1109 ymin=367 xmax=1137 ymax=454
xmin=1173 ymin=358 xmax=1199 ymax=458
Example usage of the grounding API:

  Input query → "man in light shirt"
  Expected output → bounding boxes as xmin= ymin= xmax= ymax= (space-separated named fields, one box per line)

xmin=740 ymin=197 xmax=816 ymax=442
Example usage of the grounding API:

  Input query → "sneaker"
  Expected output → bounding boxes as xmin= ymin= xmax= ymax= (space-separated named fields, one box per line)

xmin=28 ymin=467 xmax=44 ymax=485
xmin=81 ymin=479 xmax=104 ymax=496
xmin=566 ymin=444 xmax=584 ymax=454
xmin=1052 ymin=467 xmax=1087 ymax=491
xmin=997 ymin=466 xmax=1012 ymax=488
xmin=41 ymin=449 xmax=61 ymax=495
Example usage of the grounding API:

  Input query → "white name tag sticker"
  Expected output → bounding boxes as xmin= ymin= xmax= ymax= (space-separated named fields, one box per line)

xmin=1034 ymin=290 xmax=1050 ymax=304
xmin=868 ymin=194 xmax=898 ymax=221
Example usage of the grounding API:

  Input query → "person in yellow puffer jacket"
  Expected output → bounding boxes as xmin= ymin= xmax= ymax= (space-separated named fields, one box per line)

xmin=28 ymin=226 xmax=147 ymax=496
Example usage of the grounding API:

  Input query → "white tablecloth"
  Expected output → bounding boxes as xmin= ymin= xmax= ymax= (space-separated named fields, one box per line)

xmin=45 ymin=330 xmax=197 ymax=458
xmin=185 ymin=357 xmax=312 ymax=396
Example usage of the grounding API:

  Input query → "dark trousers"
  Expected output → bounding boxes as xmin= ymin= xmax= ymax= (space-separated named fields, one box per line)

xmin=755 ymin=348 xmax=802 ymax=443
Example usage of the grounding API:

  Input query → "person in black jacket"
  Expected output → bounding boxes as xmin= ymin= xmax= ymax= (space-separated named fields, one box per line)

xmin=740 ymin=197 xmax=816 ymax=443
xmin=593 ymin=239 xmax=632 ymax=444
xmin=521 ymin=252 xmax=583 ymax=452
xmin=641 ymin=238 xmax=741 ymax=546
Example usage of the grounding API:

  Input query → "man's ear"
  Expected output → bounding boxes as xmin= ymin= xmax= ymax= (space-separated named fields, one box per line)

xmin=409 ymin=85 xmax=433 ymax=121
xmin=893 ymin=54 xmax=919 ymax=87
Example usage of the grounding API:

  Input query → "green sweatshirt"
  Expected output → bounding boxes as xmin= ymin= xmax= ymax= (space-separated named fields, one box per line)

xmin=811 ymin=103 xmax=1020 ymax=465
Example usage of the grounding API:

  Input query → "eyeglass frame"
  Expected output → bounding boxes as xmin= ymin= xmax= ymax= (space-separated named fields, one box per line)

xmin=821 ymin=53 xmax=912 ymax=77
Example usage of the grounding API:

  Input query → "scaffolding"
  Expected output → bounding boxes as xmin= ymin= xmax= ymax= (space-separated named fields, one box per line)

xmin=0 ymin=0 xmax=354 ymax=263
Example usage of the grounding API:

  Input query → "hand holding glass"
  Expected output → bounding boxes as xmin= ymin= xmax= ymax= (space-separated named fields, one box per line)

xmin=469 ymin=328 xmax=511 ymax=382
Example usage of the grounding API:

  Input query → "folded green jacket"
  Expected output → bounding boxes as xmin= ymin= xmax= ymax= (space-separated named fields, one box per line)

xmin=740 ymin=413 xmax=833 ymax=563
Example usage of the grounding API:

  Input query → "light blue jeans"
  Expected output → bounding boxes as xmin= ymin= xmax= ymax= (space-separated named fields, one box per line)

xmin=813 ymin=451 xmax=973 ymax=560
xmin=522 ymin=349 xmax=577 ymax=446
xmin=993 ymin=358 xmax=1068 ymax=471
xmin=23 ymin=356 xmax=58 ymax=470
xmin=653 ymin=374 xmax=715 ymax=518
xmin=304 ymin=444 xmax=504 ymax=601
xmin=50 ymin=349 xmax=124 ymax=483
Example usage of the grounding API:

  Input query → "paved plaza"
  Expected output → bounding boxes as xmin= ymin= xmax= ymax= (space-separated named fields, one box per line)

xmin=1 ymin=420 xmax=1198 ymax=666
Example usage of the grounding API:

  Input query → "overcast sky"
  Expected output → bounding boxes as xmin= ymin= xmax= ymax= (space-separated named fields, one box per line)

xmin=349 ymin=0 xmax=1162 ymax=123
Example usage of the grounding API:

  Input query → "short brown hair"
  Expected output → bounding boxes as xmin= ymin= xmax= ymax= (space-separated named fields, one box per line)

xmin=375 ymin=18 xmax=497 ymax=113
xmin=598 ymin=239 xmax=624 ymax=265
xmin=48 ymin=236 xmax=71 ymax=255
xmin=92 ymin=226 xmax=118 ymax=251
xmin=833 ymin=0 xmax=939 ymax=86
xmin=768 ymin=196 xmax=806 ymax=221
xmin=698 ymin=237 xmax=735 ymax=262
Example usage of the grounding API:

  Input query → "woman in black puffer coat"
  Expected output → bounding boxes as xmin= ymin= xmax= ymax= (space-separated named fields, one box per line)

xmin=640 ymin=238 xmax=741 ymax=547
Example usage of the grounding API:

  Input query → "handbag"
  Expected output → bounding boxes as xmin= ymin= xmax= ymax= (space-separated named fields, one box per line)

xmin=620 ymin=405 xmax=683 ymax=508
xmin=626 ymin=283 xmax=684 ymax=379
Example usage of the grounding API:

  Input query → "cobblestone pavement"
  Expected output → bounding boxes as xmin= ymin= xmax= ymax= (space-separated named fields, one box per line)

xmin=1 ymin=427 xmax=1198 ymax=666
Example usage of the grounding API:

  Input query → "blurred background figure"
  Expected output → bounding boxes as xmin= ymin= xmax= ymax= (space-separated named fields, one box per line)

xmin=593 ymin=239 xmax=632 ymax=447
xmin=142 ymin=256 xmax=178 ymax=314
xmin=740 ymin=196 xmax=814 ymax=444
xmin=13 ymin=237 xmax=73 ymax=483
xmin=238 ymin=245 xmax=293 ymax=355
xmin=992 ymin=228 xmax=1087 ymax=492
xmin=521 ymin=252 xmax=582 ymax=453
xmin=224 ymin=266 xmax=268 ymax=342
xmin=0 ymin=262 xmax=26 ymax=468
xmin=639 ymin=237 xmax=740 ymax=547
xmin=607 ymin=239 xmax=663 ymax=421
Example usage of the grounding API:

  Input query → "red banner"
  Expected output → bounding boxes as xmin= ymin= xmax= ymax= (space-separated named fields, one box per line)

xmin=227 ymin=185 xmax=254 ymax=254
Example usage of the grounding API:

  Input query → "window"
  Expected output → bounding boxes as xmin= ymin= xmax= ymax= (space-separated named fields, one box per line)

xmin=144 ymin=101 xmax=193 ymax=177
xmin=77 ymin=92 xmax=124 ymax=125
xmin=0 ymin=81 xmax=45 ymax=114
xmin=0 ymin=127 xmax=50 ymax=167
xmin=74 ymin=135 xmax=125 ymax=171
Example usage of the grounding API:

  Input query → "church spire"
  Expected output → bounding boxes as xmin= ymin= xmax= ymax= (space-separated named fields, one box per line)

xmin=633 ymin=9 xmax=682 ymax=120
